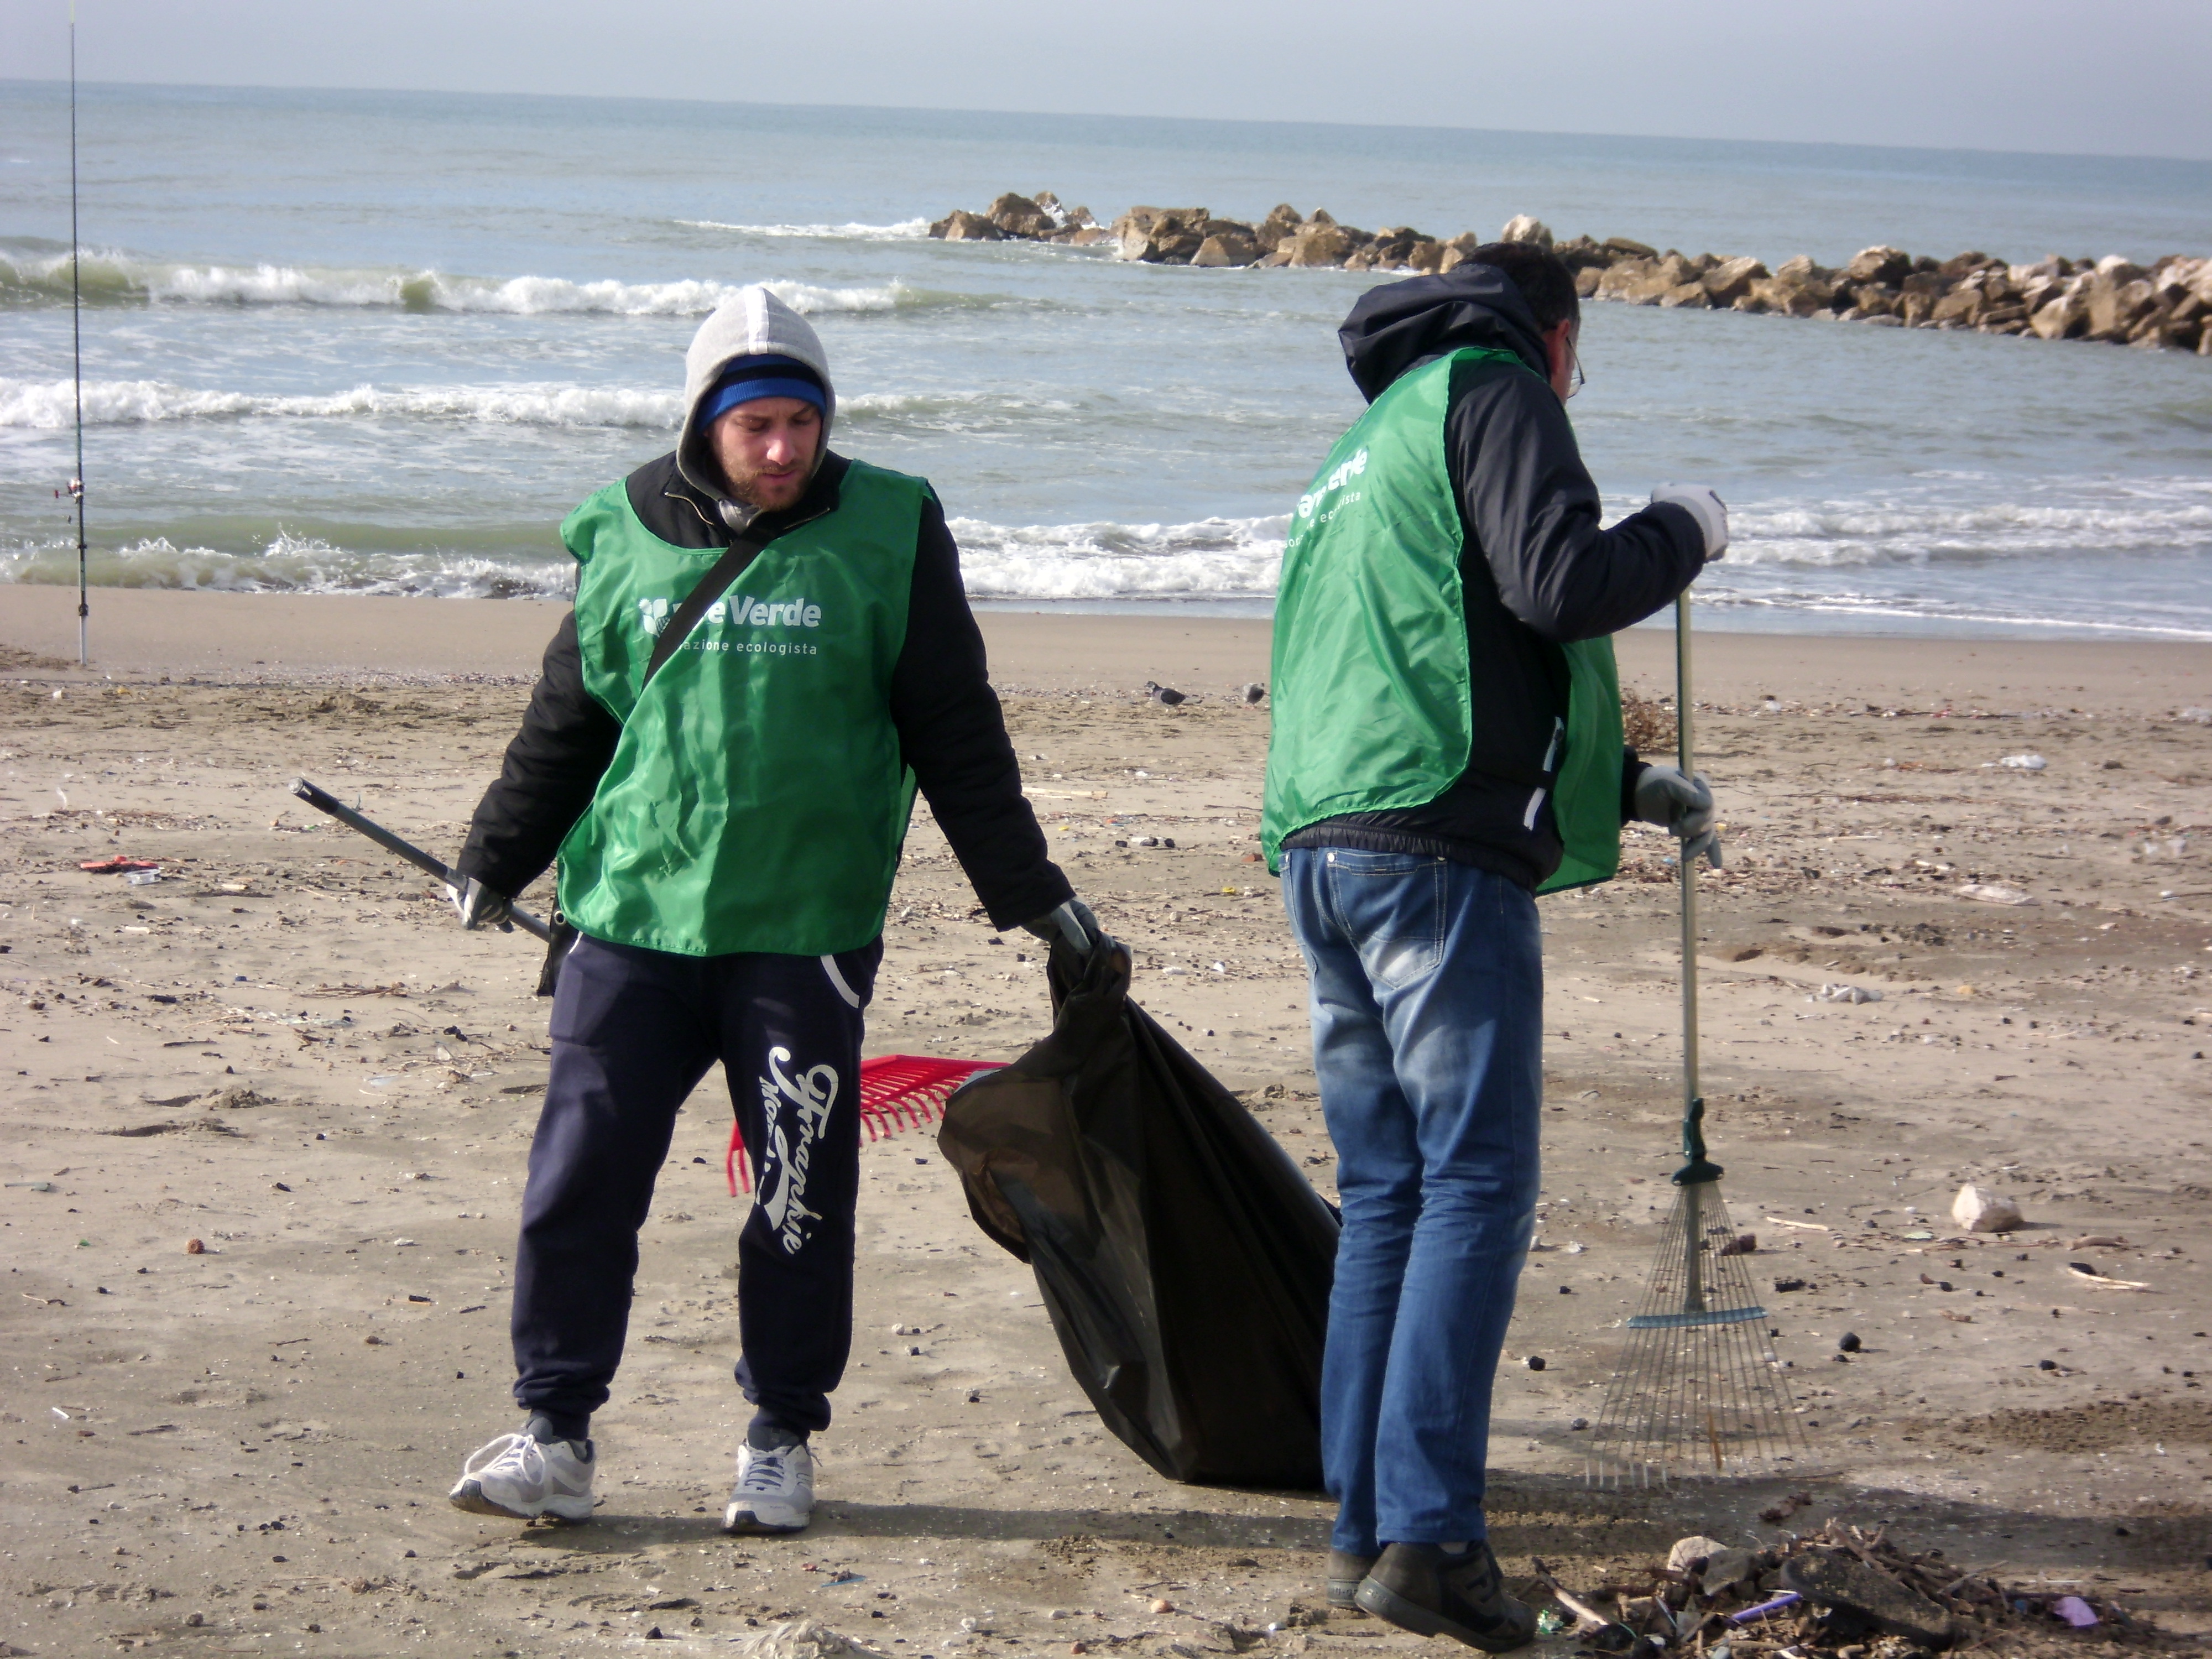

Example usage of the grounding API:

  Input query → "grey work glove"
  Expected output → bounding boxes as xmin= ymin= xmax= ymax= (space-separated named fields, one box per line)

xmin=1650 ymin=483 xmax=1729 ymax=560
xmin=1021 ymin=897 xmax=1100 ymax=955
xmin=1633 ymin=763 xmax=1722 ymax=868
xmin=448 ymin=875 xmax=515 ymax=932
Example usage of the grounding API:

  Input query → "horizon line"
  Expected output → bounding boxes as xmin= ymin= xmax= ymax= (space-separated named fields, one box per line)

xmin=3 ymin=76 xmax=2211 ymax=171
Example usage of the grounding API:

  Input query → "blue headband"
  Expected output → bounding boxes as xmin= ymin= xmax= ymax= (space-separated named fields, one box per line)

xmin=700 ymin=355 xmax=827 ymax=426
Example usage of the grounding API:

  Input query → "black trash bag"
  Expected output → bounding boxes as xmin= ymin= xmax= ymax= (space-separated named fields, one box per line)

xmin=937 ymin=933 xmax=1338 ymax=1490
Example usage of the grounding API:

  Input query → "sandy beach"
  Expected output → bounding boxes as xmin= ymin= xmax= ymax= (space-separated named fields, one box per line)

xmin=3 ymin=587 xmax=2210 ymax=1657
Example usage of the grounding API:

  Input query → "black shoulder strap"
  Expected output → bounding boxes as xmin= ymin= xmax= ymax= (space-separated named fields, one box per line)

xmin=643 ymin=529 xmax=770 ymax=687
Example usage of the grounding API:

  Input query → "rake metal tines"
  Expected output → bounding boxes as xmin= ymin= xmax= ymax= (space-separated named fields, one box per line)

xmin=1585 ymin=1178 xmax=1812 ymax=1488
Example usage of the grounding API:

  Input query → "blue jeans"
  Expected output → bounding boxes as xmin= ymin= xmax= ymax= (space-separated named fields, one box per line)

xmin=1281 ymin=848 xmax=1541 ymax=1552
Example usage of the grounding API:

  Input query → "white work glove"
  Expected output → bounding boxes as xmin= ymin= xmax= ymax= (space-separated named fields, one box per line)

xmin=1633 ymin=764 xmax=1722 ymax=868
xmin=1021 ymin=897 xmax=1101 ymax=954
xmin=448 ymin=875 xmax=514 ymax=932
xmin=1651 ymin=483 xmax=1729 ymax=561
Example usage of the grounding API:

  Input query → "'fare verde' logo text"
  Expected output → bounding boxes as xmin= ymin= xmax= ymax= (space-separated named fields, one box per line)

xmin=1296 ymin=447 xmax=1368 ymax=521
xmin=637 ymin=594 xmax=823 ymax=637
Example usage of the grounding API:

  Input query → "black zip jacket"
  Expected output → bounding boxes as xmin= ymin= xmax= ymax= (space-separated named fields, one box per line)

xmin=1280 ymin=267 xmax=1707 ymax=888
xmin=456 ymin=451 xmax=1073 ymax=933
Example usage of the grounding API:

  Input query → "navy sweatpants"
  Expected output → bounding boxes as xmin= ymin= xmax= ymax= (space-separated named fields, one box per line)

xmin=510 ymin=932 xmax=881 ymax=1435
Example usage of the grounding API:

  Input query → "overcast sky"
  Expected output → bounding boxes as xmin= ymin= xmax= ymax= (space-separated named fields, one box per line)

xmin=6 ymin=0 xmax=2210 ymax=162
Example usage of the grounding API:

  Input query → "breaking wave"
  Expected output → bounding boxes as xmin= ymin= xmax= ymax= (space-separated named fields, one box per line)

xmin=0 ymin=376 xmax=683 ymax=430
xmin=675 ymin=218 xmax=932 ymax=240
xmin=0 ymin=246 xmax=973 ymax=317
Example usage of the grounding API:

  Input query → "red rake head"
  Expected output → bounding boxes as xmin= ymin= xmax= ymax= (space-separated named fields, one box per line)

xmin=726 ymin=1053 xmax=1004 ymax=1195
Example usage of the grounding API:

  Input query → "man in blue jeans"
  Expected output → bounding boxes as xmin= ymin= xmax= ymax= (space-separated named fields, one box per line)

xmin=1261 ymin=244 xmax=1729 ymax=1649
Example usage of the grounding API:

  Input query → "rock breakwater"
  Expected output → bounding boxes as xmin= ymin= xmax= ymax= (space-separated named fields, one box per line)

xmin=928 ymin=194 xmax=2212 ymax=355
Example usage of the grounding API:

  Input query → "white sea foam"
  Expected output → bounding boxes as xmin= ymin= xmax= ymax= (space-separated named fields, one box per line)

xmin=0 ymin=534 xmax=577 ymax=600
xmin=1 ymin=248 xmax=964 ymax=317
xmin=0 ymin=375 xmax=686 ymax=430
xmin=676 ymin=218 xmax=932 ymax=241
xmin=1720 ymin=493 xmax=2212 ymax=565
xmin=950 ymin=514 xmax=1289 ymax=600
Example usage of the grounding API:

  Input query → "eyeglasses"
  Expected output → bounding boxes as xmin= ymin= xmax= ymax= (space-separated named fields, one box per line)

xmin=1566 ymin=334 xmax=1586 ymax=399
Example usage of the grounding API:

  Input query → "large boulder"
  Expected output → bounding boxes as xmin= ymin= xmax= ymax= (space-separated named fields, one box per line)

xmin=1847 ymin=286 xmax=1900 ymax=320
xmin=1572 ymin=265 xmax=1602 ymax=297
xmin=2087 ymin=277 xmax=2157 ymax=340
xmin=1499 ymin=214 xmax=1553 ymax=247
xmin=2030 ymin=291 xmax=2088 ymax=340
xmin=2095 ymin=254 xmax=2147 ymax=284
xmin=1938 ymin=251 xmax=2004 ymax=281
xmin=1658 ymin=281 xmax=1714 ymax=309
xmin=1844 ymin=246 xmax=1913 ymax=285
xmin=1931 ymin=287 xmax=1985 ymax=327
xmin=1255 ymin=204 xmax=1304 ymax=254
xmin=1701 ymin=255 xmax=1768 ymax=306
xmin=1113 ymin=207 xmax=1213 ymax=264
xmin=985 ymin=192 xmax=1056 ymax=239
xmin=1604 ymin=236 xmax=1657 ymax=260
xmin=1553 ymin=234 xmax=1613 ymax=271
xmin=932 ymin=210 xmax=1004 ymax=242
xmin=1284 ymin=223 xmax=1356 ymax=267
xmin=1192 ymin=229 xmax=1259 ymax=267
xmin=1898 ymin=271 xmax=1948 ymax=326
xmin=1110 ymin=206 xmax=1209 ymax=262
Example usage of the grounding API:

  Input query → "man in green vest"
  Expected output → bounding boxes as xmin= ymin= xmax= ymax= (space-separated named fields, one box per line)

xmin=1262 ymin=245 xmax=1728 ymax=1649
xmin=440 ymin=286 xmax=1093 ymax=1534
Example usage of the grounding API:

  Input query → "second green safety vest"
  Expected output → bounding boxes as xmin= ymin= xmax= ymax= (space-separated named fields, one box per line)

xmin=555 ymin=461 xmax=928 ymax=957
xmin=1261 ymin=348 xmax=1624 ymax=894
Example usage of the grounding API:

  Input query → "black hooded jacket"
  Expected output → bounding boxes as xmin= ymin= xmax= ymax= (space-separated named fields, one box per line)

xmin=455 ymin=450 xmax=1073 ymax=933
xmin=1279 ymin=267 xmax=1707 ymax=888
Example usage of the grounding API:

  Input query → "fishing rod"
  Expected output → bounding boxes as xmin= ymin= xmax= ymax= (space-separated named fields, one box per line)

xmin=69 ymin=0 xmax=89 ymax=667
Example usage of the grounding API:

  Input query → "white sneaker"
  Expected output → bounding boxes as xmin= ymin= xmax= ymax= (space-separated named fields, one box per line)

xmin=723 ymin=1439 xmax=813 ymax=1533
xmin=448 ymin=1431 xmax=596 ymax=1522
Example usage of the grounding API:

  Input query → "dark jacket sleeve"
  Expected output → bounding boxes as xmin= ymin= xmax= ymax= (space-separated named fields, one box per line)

xmin=890 ymin=498 xmax=1074 ymax=930
xmin=456 ymin=612 xmax=623 ymax=898
xmin=1447 ymin=366 xmax=1707 ymax=644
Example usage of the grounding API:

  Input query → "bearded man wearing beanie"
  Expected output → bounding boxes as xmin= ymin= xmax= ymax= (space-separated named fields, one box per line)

xmin=444 ymin=286 xmax=1096 ymax=1533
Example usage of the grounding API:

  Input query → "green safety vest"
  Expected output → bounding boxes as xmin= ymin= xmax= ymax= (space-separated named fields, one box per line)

xmin=1261 ymin=348 xmax=1624 ymax=895
xmin=555 ymin=461 xmax=928 ymax=957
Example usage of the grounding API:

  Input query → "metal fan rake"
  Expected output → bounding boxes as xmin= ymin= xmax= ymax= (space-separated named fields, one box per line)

xmin=1586 ymin=594 xmax=1810 ymax=1488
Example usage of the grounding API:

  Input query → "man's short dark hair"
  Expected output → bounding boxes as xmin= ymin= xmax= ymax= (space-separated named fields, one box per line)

xmin=1468 ymin=242 xmax=1580 ymax=332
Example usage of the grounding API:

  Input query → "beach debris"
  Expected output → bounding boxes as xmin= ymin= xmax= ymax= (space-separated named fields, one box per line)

xmin=1149 ymin=1599 xmax=1175 ymax=1615
xmin=1730 ymin=1592 xmax=1803 ymax=1625
xmin=1718 ymin=1232 xmax=1757 ymax=1255
xmin=2052 ymin=1595 xmax=2099 ymax=1629
xmin=1668 ymin=1535 xmax=1731 ymax=1573
xmin=184 ymin=1238 xmax=205 ymax=1254
xmin=1995 ymin=753 xmax=2047 ymax=770
xmin=1950 ymin=1183 xmax=2023 ymax=1233
xmin=729 ymin=1619 xmax=889 ymax=1658
xmin=1817 ymin=982 xmax=1882 ymax=1003
xmin=1525 ymin=1354 xmax=1546 ymax=1370
xmin=79 ymin=855 xmax=160 ymax=874
xmin=2066 ymin=1261 xmax=2148 ymax=1289
xmin=1773 ymin=1276 xmax=1808 ymax=1292
xmin=1759 ymin=1492 xmax=1814 ymax=1523
xmin=125 ymin=868 xmax=163 ymax=885
xmin=1955 ymin=881 xmax=2035 ymax=905
xmin=1144 ymin=681 xmax=1187 ymax=706
xmin=1838 ymin=1332 xmax=1861 ymax=1352
xmin=2174 ymin=707 xmax=2211 ymax=724
xmin=1781 ymin=1549 xmax=1953 ymax=1648
xmin=1241 ymin=682 xmax=1267 ymax=705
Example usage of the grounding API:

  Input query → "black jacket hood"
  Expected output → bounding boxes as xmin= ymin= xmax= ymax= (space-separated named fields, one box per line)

xmin=1338 ymin=265 xmax=1551 ymax=403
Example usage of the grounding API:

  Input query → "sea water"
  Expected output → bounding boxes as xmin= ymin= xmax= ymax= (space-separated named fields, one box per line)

xmin=3 ymin=83 xmax=2209 ymax=638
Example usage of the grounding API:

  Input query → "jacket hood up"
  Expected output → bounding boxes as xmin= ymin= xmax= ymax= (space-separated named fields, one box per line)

xmin=676 ymin=286 xmax=837 ymax=499
xmin=1337 ymin=264 xmax=1552 ymax=404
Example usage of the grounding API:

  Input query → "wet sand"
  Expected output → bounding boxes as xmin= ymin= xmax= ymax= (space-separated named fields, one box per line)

xmin=3 ymin=588 xmax=2210 ymax=1656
